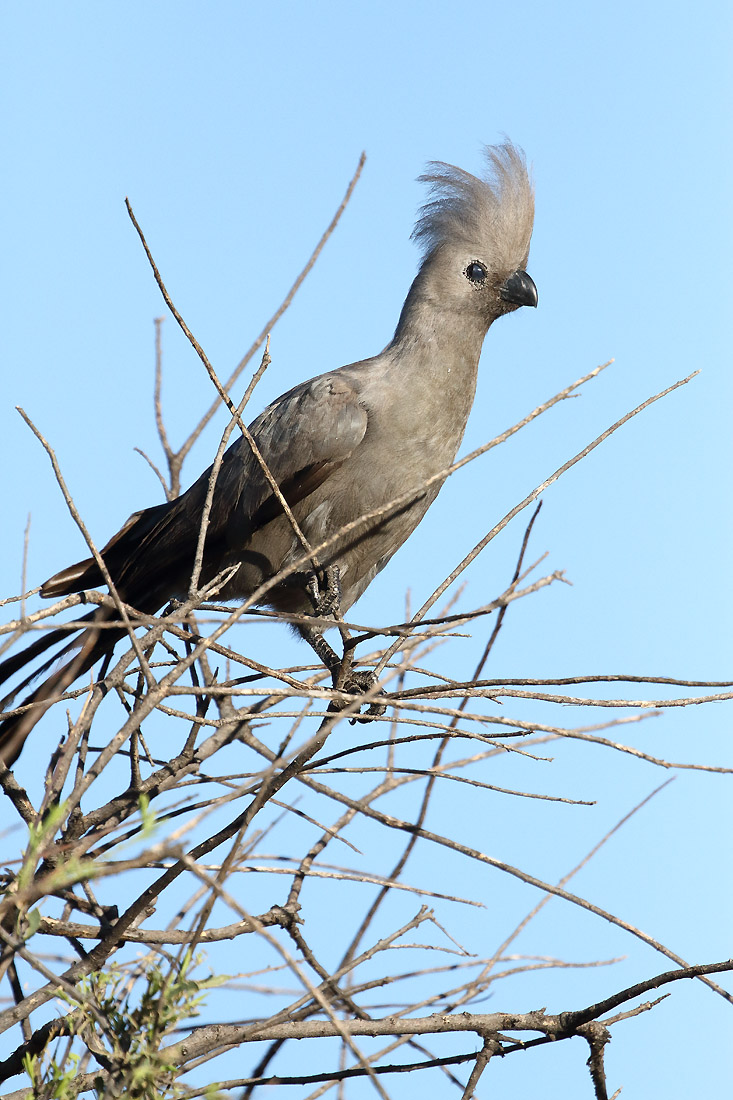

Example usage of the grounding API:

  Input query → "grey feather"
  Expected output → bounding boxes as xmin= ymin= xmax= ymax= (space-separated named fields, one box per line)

xmin=0 ymin=139 xmax=537 ymax=764
xmin=413 ymin=142 xmax=534 ymax=274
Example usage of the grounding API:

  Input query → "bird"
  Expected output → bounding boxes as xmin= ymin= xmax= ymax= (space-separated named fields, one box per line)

xmin=0 ymin=140 xmax=536 ymax=766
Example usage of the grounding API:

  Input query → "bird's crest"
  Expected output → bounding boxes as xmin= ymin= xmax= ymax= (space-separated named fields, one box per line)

xmin=412 ymin=140 xmax=535 ymax=273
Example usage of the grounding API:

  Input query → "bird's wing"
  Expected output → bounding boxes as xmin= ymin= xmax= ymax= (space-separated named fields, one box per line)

xmin=41 ymin=371 xmax=369 ymax=602
xmin=210 ymin=371 xmax=370 ymax=541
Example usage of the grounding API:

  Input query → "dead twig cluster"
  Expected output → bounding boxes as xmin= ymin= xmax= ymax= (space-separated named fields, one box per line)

xmin=0 ymin=160 xmax=729 ymax=1100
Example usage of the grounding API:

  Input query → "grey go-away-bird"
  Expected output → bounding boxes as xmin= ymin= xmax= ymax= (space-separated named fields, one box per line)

xmin=0 ymin=141 xmax=536 ymax=766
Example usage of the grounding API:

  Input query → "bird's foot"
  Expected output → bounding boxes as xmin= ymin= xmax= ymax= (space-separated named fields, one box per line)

xmin=305 ymin=564 xmax=342 ymax=619
xmin=340 ymin=668 xmax=387 ymax=723
xmin=301 ymin=627 xmax=387 ymax=721
xmin=301 ymin=567 xmax=385 ymax=720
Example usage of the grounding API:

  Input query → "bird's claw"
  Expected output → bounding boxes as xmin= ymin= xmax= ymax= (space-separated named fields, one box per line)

xmin=304 ymin=568 xmax=386 ymax=720
xmin=305 ymin=565 xmax=342 ymax=619
xmin=341 ymin=669 xmax=387 ymax=723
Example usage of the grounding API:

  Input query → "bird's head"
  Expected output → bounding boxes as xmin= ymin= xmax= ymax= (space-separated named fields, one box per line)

xmin=410 ymin=141 xmax=537 ymax=328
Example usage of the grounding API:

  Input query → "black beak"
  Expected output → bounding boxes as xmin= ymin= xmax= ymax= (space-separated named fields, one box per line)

xmin=499 ymin=269 xmax=538 ymax=308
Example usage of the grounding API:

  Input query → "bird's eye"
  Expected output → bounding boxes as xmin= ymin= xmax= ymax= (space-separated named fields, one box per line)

xmin=465 ymin=261 xmax=487 ymax=284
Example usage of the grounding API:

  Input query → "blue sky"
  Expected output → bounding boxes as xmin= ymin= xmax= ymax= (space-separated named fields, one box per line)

xmin=1 ymin=2 xmax=731 ymax=1096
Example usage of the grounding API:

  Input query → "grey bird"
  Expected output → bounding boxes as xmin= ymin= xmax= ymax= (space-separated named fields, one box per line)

xmin=0 ymin=140 xmax=536 ymax=766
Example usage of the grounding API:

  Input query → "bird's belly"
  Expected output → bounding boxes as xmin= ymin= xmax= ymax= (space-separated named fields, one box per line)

xmin=219 ymin=455 xmax=444 ymax=616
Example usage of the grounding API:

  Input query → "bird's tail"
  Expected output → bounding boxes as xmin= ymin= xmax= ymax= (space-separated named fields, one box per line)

xmin=0 ymin=491 xmax=209 ymax=767
xmin=0 ymin=609 xmax=120 ymax=768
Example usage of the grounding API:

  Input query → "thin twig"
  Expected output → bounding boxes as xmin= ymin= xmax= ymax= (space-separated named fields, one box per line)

xmin=374 ymin=370 xmax=699 ymax=676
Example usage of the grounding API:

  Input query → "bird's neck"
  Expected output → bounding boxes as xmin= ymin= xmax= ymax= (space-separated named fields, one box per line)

xmin=382 ymin=275 xmax=487 ymax=443
xmin=390 ymin=271 xmax=489 ymax=367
